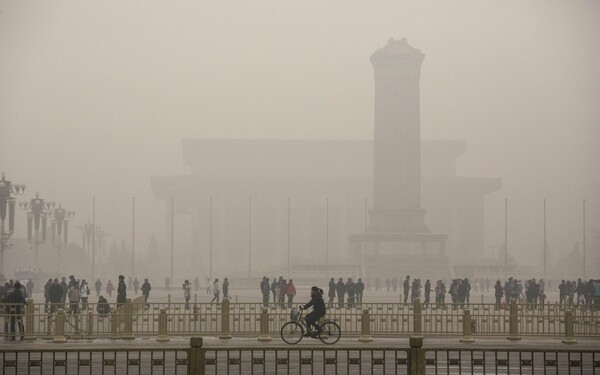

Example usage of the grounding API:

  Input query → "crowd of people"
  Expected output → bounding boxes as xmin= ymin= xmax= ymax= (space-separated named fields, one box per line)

xmin=0 ymin=274 xmax=155 ymax=340
xmin=260 ymin=276 xmax=297 ymax=308
xmin=257 ymin=275 xmax=600 ymax=310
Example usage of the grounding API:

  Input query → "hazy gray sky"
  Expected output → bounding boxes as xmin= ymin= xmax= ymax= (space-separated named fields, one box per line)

xmin=1 ymin=0 xmax=599 ymax=264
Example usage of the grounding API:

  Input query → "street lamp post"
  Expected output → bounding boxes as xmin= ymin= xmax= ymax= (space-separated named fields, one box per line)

xmin=543 ymin=199 xmax=547 ymax=281
xmin=20 ymin=192 xmax=54 ymax=272
xmin=48 ymin=204 xmax=75 ymax=274
xmin=504 ymin=198 xmax=508 ymax=279
xmin=0 ymin=173 xmax=25 ymax=280
xmin=583 ymin=199 xmax=586 ymax=280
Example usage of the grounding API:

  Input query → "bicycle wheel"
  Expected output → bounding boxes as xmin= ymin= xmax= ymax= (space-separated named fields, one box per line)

xmin=318 ymin=321 xmax=341 ymax=345
xmin=281 ymin=321 xmax=304 ymax=345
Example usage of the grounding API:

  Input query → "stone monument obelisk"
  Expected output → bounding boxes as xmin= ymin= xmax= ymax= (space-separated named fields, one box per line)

xmin=350 ymin=38 xmax=450 ymax=277
xmin=369 ymin=37 xmax=429 ymax=234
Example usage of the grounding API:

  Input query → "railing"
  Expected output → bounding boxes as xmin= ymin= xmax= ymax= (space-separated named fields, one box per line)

xmin=2 ymin=299 xmax=599 ymax=341
xmin=1 ymin=347 xmax=189 ymax=374
xmin=2 ymin=337 xmax=599 ymax=374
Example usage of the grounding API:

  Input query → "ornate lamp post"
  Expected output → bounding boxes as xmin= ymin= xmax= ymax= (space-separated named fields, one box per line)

xmin=20 ymin=193 xmax=54 ymax=271
xmin=78 ymin=222 xmax=94 ymax=255
xmin=78 ymin=222 xmax=104 ymax=280
xmin=0 ymin=173 xmax=25 ymax=280
xmin=48 ymin=204 xmax=75 ymax=273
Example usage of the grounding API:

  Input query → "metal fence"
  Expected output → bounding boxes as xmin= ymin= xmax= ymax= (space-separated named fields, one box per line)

xmin=2 ymin=337 xmax=599 ymax=374
xmin=1 ymin=298 xmax=599 ymax=341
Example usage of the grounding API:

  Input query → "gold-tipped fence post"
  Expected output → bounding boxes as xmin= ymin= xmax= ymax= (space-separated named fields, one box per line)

xmin=359 ymin=308 xmax=373 ymax=342
xmin=507 ymin=299 xmax=521 ymax=341
xmin=122 ymin=298 xmax=135 ymax=340
xmin=52 ymin=309 xmax=67 ymax=343
xmin=23 ymin=299 xmax=36 ymax=340
xmin=188 ymin=337 xmax=205 ymax=375
xmin=257 ymin=308 xmax=272 ymax=341
xmin=412 ymin=299 xmax=424 ymax=339
xmin=219 ymin=298 xmax=232 ymax=339
xmin=86 ymin=310 xmax=96 ymax=339
xmin=157 ymin=308 xmax=170 ymax=342
xmin=562 ymin=309 xmax=577 ymax=344
xmin=460 ymin=309 xmax=475 ymax=343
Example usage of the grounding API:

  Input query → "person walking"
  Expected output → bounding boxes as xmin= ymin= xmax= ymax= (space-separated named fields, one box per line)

xmin=44 ymin=279 xmax=52 ymax=313
xmin=94 ymin=279 xmax=102 ymax=297
xmin=336 ymin=278 xmax=346 ymax=308
xmin=356 ymin=278 xmax=365 ymax=304
xmin=327 ymin=278 xmax=336 ymax=308
xmin=6 ymin=281 xmax=26 ymax=340
xmin=141 ymin=278 xmax=151 ymax=308
xmin=424 ymin=279 xmax=432 ymax=307
xmin=25 ymin=279 xmax=34 ymax=298
xmin=222 ymin=278 xmax=229 ymax=299
xmin=346 ymin=278 xmax=356 ymax=308
xmin=59 ymin=277 xmax=68 ymax=309
xmin=183 ymin=280 xmax=192 ymax=309
xmin=260 ymin=277 xmax=270 ymax=307
xmin=67 ymin=281 xmax=81 ymax=315
xmin=494 ymin=280 xmax=503 ymax=309
xmin=270 ymin=278 xmax=278 ymax=304
xmin=403 ymin=276 xmax=410 ymax=303
xmin=210 ymin=279 xmax=220 ymax=304
xmin=48 ymin=279 xmax=63 ymax=314
xmin=80 ymin=280 xmax=90 ymax=311
xmin=286 ymin=279 xmax=296 ymax=308
xmin=133 ymin=278 xmax=140 ymax=296
xmin=278 ymin=279 xmax=287 ymax=309
xmin=106 ymin=280 xmax=114 ymax=298
xmin=116 ymin=275 xmax=127 ymax=308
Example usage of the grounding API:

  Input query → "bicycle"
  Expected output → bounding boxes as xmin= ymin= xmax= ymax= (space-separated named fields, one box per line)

xmin=280 ymin=306 xmax=341 ymax=345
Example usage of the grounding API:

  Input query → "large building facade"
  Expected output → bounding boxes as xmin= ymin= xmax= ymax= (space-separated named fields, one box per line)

xmin=151 ymin=139 xmax=499 ymax=278
xmin=150 ymin=39 xmax=500 ymax=279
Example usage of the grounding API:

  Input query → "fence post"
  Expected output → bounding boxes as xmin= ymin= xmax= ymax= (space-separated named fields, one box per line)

xmin=52 ymin=309 xmax=67 ymax=343
xmin=460 ymin=309 xmax=475 ymax=343
xmin=409 ymin=337 xmax=425 ymax=375
xmin=481 ymin=294 xmax=484 ymax=304
xmin=562 ymin=309 xmax=577 ymax=344
xmin=359 ymin=308 xmax=373 ymax=342
xmin=45 ymin=313 xmax=53 ymax=339
xmin=108 ymin=310 xmax=120 ymax=340
xmin=188 ymin=337 xmax=205 ymax=375
xmin=122 ymin=298 xmax=135 ymax=340
xmin=168 ymin=294 xmax=171 ymax=311
xmin=86 ymin=311 xmax=96 ymax=339
xmin=219 ymin=298 xmax=232 ymax=339
xmin=506 ymin=299 xmax=521 ymax=341
xmin=23 ymin=299 xmax=36 ymax=340
xmin=257 ymin=308 xmax=272 ymax=341
xmin=411 ymin=299 xmax=424 ymax=339
xmin=71 ymin=312 xmax=82 ymax=340
xmin=399 ymin=294 xmax=402 ymax=304
xmin=157 ymin=309 xmax=170 ymax=342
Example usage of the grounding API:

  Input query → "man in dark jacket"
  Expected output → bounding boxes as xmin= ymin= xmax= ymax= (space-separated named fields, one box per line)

xmin=346 ymin=278 xmax=356 ymax=308
xmin=141 ymin=278 xmax=151 ymax=308
xmin=260 ymin=277 xmax=270 ymax=307
xmin=327 ymin=278 xmax=336 ymax=308
xmin=48 ymin=279 xmax=63 ymax=314
xmin=356 ymin=278 xmax=365 ymax=304
xmin=403 ymin=276 xmax=411 ymax=303
xmin=6 ymin=281 xmax=27 ymax=340
xmin=335 ymin=278 xmax=346 ymax=308
xmin=302 ymin=286 xmax=326 ymax=337
xmin=117 ymin=275 xmax=127 ymax=308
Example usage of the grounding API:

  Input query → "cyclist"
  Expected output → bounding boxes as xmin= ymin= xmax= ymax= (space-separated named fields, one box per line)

xmin=301 ymin=286 xmax=326 ymax=337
